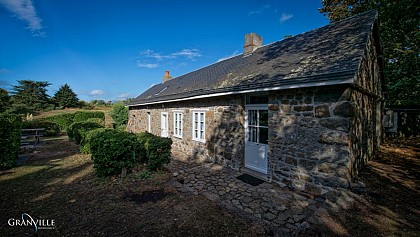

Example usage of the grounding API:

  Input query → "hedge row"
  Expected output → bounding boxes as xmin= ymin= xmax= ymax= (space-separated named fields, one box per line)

xmin=0 ymin=114 xmax=22 ymax=169
xmin=84 ymin=130 xmax=172 ymax=177
xmin=68 ymin=121 xmax=104 ymax=144
xmin=40 ymin=111 xmax=105 ymax=132
xmin=22 ymin=120 xmax=61 ymax=136
xmin=41 ymin=113 xmax=75 ymax=131
xmin=73 ymin=111 xmax=105 ymax=124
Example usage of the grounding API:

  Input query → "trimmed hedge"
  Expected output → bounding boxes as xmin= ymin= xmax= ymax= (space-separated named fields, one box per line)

xmin=0 ymin=114 xmax=22 ymax=169
xmin=86 ymin=117 xmax=105 ymax=126
xmin=22 ymin=120 xmax=60 ymax=136
xmin=90 ymin=129 xmax=138 ymax=177
xmin=136 ymin=132 xmax=172 ymax=171
xmin=80 ymin=128 xmax=107 ymax=154
xmin=73 ymin=111 xmax=105 ymax=124
xmin=68 ymin=121 xmax=104 ymax=144
xmin=41 ymin=113 xmax=75 ymax=131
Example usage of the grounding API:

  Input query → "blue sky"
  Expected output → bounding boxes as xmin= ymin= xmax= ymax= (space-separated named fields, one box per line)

xmin=0 ymin=0 xmax=329 ymax=102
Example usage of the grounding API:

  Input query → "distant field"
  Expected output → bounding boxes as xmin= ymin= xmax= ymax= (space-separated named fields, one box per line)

xmin=33 ymin=106 xmax=114 ymax=127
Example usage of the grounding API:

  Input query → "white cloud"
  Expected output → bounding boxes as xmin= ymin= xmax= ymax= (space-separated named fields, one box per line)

xmin=0 ymin=68 xmax=13 ymax=74
xmin=171 ymin=49 xmax=201 ymax=60
xmin=89 ymin=89 xmax=105 ymax=97
xmin=117 ymin=93 xmax=130 ymax=98
xmin=280 ymin=13 xmax=294 ymax=23
xmin=217 ymin=50 xmax=239 ymax=63
xmin=0 ymin=0 xmax=45 ymax=36
xmin=137 ymin=48 xmax=202 ymax=69
xmin=137 ymin=63 xmax=159 ymax=68
xmin=248 ymin=4 xmax=270 ymax=16
xmin=140 ymin=49 xmax=175 ymax=61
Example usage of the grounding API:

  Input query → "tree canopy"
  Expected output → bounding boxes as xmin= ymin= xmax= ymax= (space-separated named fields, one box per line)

xmin=10 ymin=80 xmax=51 ymax=114
xmin=0 ymin=88 xmax=10 ymax=113
xmin=109 ymin=102 xmax=128 ymax=128
xmin=319 ymin=0 xmax=419 ymax=106
xmin=54 ymin=83 xmax=79 ymax=108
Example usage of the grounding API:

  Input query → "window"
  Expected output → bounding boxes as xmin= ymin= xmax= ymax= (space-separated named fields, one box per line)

xmin=192 ymin=111 xmax=205 ymax=142
xmin=173 ymin=112 xmax=183 ymax=138
xmin=147 ymin=112 xmax=151 ymax=132
xmin=247 ymin=109 xmax=268 ymax=145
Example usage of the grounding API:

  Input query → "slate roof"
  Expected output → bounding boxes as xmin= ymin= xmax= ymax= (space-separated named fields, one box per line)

xmin=128 ymin=10 xmax=378 ymax=106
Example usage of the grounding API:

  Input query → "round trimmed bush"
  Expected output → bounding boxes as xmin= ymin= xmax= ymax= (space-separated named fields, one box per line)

xmin=80 ymin=128 xmax=107 ymax=154
xmin=67 ymin=121 xmax=104 ymax=144
xmin=90 ymin=130 xmax=138 ymax=177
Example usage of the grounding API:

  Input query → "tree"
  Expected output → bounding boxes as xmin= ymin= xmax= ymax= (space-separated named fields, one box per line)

xmin=109 ymin=102 xmax=128 ymax=128
xmin=10 ymin=80 xmax=51 ymax=114
xmin=319 ymin=0 xmax=420 ymax=106
xmin=54 ymin=83 xmax=79 ymax=108
xmin=0 ymin=88 xmax=10 ymax=113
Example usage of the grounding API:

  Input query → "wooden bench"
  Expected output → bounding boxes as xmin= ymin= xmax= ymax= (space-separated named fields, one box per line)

xmin=21 ymin=128 xmax=45 ymax=145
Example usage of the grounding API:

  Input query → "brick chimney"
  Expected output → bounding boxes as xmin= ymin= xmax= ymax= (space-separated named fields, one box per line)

xmin=162 ymin=70 xmax=173 ymax=83
xmin=243 ymin=33 xmax=262 ymax=56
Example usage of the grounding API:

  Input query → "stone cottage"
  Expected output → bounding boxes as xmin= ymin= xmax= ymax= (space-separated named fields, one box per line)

xmin=127 ymin=11 xmax=384 ymax=195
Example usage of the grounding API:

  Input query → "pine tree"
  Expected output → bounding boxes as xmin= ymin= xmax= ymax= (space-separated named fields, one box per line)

xmin=10 ymin=80 xmax=51 ymax=114
xmin=54 ymin=83 xmax=80 ymax=108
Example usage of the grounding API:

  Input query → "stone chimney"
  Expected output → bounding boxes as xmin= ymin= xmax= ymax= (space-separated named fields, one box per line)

xmin=162 ymin=70 xmax=173 ymax=83
xmin=243 ymin=33 xmax=262 ymax=56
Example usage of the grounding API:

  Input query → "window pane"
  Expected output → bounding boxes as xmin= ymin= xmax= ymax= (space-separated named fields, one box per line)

xmin=248 ymin=127 xmax=257 ymax=143
xmin=200 ymin=112 xmax=204 ymax=122
xmin=259 ymin=110 xmax=268 ymax=126
xmin=200 ymin=131 xmax=204 ymax=139
xmin=259 ymin=127 xmax=268 ymax=144
xmin=194 ymin=129 xmax=198 ymax=138
xmin=249 ymin=110 xmax=257 ymax=126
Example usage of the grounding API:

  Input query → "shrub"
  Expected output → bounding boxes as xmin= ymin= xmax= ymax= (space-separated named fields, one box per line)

xmin=80 ymin=128 xmax=107 ymax=154
xmin=136 ymin=132 xmax=172 ymax=171
xmin=68 ymin=121 xmax=104 ymax=144
xmin=22 ymin=120 xmax=60 ymax=136
xmin=86 ymin=117 xmax=105 ymax=126
xmin=0 ymin=114 xmax=22 ymax=169
xmin=109 ymin=102 xmax=128 ymax=127
xmin=41 ymin=113 xmax=75 ymax=131
xmin=90 ymin=130 xmax=138 ymax=177
xmin=73 ymin=111 xmax=105 ymax=123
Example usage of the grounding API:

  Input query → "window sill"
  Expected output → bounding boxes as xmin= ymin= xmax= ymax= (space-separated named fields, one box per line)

xmin=192 ymin=138 xmax=206 ymax=144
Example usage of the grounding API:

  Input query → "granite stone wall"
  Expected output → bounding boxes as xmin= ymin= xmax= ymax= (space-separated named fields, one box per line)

xmin=267 ymin=86 xmax=354 ymax=195
xmin=128 ymin=96 xmax=245 ymax=169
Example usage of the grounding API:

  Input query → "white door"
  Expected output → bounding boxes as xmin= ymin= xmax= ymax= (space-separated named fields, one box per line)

xmin=161 ymin=112 xmax=168 ymax=137
xmin=245 ymin=106 xmax=268 ymax=174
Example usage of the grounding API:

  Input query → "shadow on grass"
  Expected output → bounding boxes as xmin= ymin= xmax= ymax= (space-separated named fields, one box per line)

xmin=1 ymin=137 xmax=267 ymax=237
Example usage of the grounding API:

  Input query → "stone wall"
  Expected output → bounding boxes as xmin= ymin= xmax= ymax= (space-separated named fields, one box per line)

xmin=349 ymin=28 xmax=383 ymax=177
xmin=268 ymin=86 xmax=354 ymax=195
xmin=128 ymin=96 xmax=245 ymax=169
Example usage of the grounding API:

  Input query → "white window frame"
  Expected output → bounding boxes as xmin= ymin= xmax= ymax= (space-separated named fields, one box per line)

xmin=192 ymin=110 xmax=206 ymax=143
xmin=173 ymin=112 xmax=183 ymax=138
xmin=147 ymin=112 xmax=151 ymax=133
